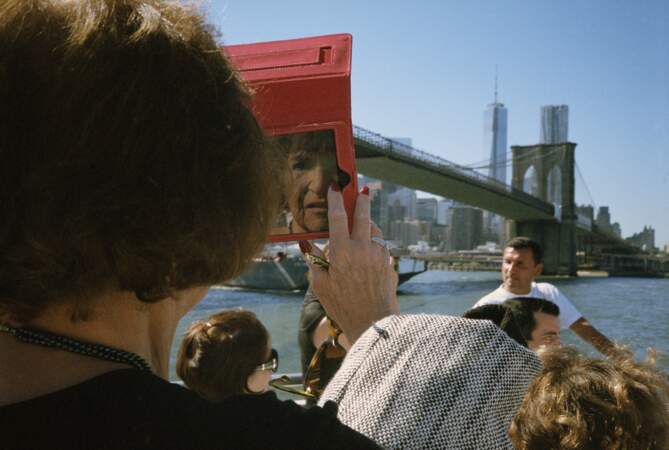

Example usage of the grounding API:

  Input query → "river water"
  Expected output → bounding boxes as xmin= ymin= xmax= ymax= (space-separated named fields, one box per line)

xmin=169 ymin=270 xmax=669 ymax=381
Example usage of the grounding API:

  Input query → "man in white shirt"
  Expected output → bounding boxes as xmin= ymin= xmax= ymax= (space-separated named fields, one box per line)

xmin=474 ymin=237 xmax=613 ymax=354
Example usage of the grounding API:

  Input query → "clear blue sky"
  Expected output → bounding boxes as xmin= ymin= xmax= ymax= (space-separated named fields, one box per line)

xmin=205 ymin=0 xmax=669 ymax=248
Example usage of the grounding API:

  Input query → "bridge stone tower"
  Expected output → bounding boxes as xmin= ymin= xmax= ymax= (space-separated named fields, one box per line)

xmin=510 ymin=143 xmax=577 ymax=276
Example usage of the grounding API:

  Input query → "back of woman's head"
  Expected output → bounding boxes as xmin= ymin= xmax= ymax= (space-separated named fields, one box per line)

xmin=0 ymin=0 xmax=280 ymax=322
xmin=177 ymin=310 xmax=269 ymax=402
xmin=510 ymin=346 xmax=669 ymax=450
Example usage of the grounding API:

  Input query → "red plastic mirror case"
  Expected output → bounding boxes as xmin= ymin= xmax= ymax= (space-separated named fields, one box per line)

xmin=224 ymin=34 xmax=357 ymax=243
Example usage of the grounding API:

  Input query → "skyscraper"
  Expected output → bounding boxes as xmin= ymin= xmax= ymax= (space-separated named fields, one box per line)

xmin=387 ymin=187 xmax=417 ymax=221
xmin=483 ymin=89 xmax=508 ymax=185
xmin=483 ymin=73 xmax=507 ymax=242
xmin=436 ymin=199 xmax=453 ymax=226
xmin=596 ymin=206 xmax=611 ymax=229
xmin=540 ymin=105 xmax=569 ymax=144
xmin=447 ymin=204 xmax=483 ymax=251
xmin=416 ymin=198 xmax=438 ymax=222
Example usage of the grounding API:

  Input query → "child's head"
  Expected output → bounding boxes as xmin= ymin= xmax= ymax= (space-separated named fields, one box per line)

xmin=177 ymin=309 xmax=277 ymax=402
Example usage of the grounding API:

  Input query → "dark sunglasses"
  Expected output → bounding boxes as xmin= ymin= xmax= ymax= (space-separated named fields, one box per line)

xmin=270 ymin=318 xmax=345 ymax=399
xmin=256 ymin=348 xmax=279 ymax=373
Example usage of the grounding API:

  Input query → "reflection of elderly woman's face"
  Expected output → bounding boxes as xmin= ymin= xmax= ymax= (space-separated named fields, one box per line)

xmin=281 ymin=131 xmax=338 ymax=233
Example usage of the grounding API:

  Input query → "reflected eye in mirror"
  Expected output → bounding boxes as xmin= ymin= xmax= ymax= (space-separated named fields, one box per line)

xmin=271 ymin=129 xmax=341 ymax=236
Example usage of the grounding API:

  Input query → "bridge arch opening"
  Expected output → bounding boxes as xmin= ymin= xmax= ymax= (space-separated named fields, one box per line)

xmin=546 ymin=164 xmax=562 ymax=220
xmin=522 ymin=165 xmax=539 ymax=197
xmin=547 ymin=165 xmax=562 ymax=217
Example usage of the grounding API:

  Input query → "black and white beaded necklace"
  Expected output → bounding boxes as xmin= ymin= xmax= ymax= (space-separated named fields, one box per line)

xmin=0 ymin=323 xmax=152 ymax=373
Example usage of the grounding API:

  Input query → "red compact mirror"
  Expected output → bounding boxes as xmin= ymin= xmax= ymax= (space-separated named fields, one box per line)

xmin=224 ymin=34 xmax=357 ymax=242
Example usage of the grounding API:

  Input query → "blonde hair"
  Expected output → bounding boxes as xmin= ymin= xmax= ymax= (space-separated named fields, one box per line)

xmin=510 ymin=346 xmax=669 ymax=450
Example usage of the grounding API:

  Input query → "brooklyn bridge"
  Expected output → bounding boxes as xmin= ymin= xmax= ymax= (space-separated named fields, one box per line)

xmin=352 ymin=125 xmax=668 ymax=277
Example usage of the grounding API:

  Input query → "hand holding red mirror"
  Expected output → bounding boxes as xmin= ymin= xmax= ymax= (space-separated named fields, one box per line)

xmin=302 ymin=186 xmax=399 ymax=344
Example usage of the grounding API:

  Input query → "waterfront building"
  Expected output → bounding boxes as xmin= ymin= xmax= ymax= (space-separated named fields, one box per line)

xmin=594 ymin=207 xmax=622 ymax=237
xmin=431 ymin=224 xmax=448 ymax=247
xmin=363 ymin=177 xmax=412 ymax=239
xmin=387 ymin=187 xmax=417 ymax=222
xmin=416 ymin=197 xmax=438 ymax=222
xmin=365 ymin=177 xmax=428 ymax=245
xmin=416 ymin=220 xmax=433 ymax=244
xmin=482 ymin=212 xmax=504 ymax=244
xmin=626 ymin=226 xmax=656 ymax=252
xmin=481 ymin=217 xmax=506 ymax=244
xmin=576 ymin=204 xmax=594 ymax=221
xmin=437 ymin=199 xmax=453 ymax=226
xmin=447 ymin=204 xmax=483 ymax=251
xmin=596 ymin=206 xmax=612 ymax=229
xmin=540 ymin=105 xmax=569 ymax=144
xmin=390 ymin=219 xmax=419 ymax=247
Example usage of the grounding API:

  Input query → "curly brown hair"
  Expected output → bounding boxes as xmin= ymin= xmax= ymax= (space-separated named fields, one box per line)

xmin=510 ymin=346 xmax=669 ymax=450
xmin=0 ymin=0 xmax=280 ymax=322
xmin=177 ymin=309 xmax=270 ymax=402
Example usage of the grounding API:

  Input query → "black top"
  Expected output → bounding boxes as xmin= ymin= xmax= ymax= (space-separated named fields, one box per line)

xmin=298 ymin=286 xmax=329 ymax=375
xmin=0 ymin=369 xmax=380 ymax=450
xmin=298 ymin=287 xmax=345 ymax=399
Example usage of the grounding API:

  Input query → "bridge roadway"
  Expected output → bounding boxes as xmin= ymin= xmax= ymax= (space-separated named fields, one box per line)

xmin=352 ymin=125 xmax=646 ymax=260
xmin=352 ymin=125 xmax=556 ymax=222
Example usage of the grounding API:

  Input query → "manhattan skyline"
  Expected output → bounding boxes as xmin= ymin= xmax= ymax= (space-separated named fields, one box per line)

xmin=206 ymin=0 xmax=669 ymax=246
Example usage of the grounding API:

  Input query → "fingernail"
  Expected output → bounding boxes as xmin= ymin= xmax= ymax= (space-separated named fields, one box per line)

xmin=361 ymin=186 xmax=370 ymax=196
xmin=330 ymin=182 xmax=340 ymax=192
xmin=298 ymin=240 xmax=312 ymax=254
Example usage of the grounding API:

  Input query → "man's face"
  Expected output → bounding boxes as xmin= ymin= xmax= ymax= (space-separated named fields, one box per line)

xmin=285 ymin=149 xmax=337 ymax=233
xmin=501 ymin=247 xmax=543 ymax=294
xmin=527 ymin=311 xmax=561 ymax=351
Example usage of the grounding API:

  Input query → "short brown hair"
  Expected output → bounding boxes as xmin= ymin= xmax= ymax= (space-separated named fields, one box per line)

xmin=505 ymin=237 xmax=543 ymax=265
xmin=0 ymin=0 xmax=279 ymax=322
xmin=510 ymin=346 xmax=669 ymax=450
xmin=503 ymin=298 xmax=559 ymax=344
xmin=177 ymin=310 xmax=270 ymax=402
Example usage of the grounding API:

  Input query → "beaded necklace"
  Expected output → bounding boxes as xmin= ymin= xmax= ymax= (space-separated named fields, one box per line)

xmin=0 ymin=323 xmax=152 ymax=373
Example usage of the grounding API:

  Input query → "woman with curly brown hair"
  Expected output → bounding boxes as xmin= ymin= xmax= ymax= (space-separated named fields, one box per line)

xmin=510 ymin=346 xmax=669 ymax=450
xmin=177 ymin=310 xmax=278 ymax=401
xmin=0 ymin=1 xmax=396 ymax=448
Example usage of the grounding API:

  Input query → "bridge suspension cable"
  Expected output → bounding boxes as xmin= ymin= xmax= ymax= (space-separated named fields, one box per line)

xmin=575 ymin=162 xmax=597 ymax=209
xmin=461 ymin=150 xmax=514 ymax=168
xmin=462 ymin=146 xmax=563 ymax=170
xmin=465 ymin=147 xmax=565 ymax=171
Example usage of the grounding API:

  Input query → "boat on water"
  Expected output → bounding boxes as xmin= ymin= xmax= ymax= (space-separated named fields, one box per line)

xmin=224 ymin=243 xmax=427 ymax=290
